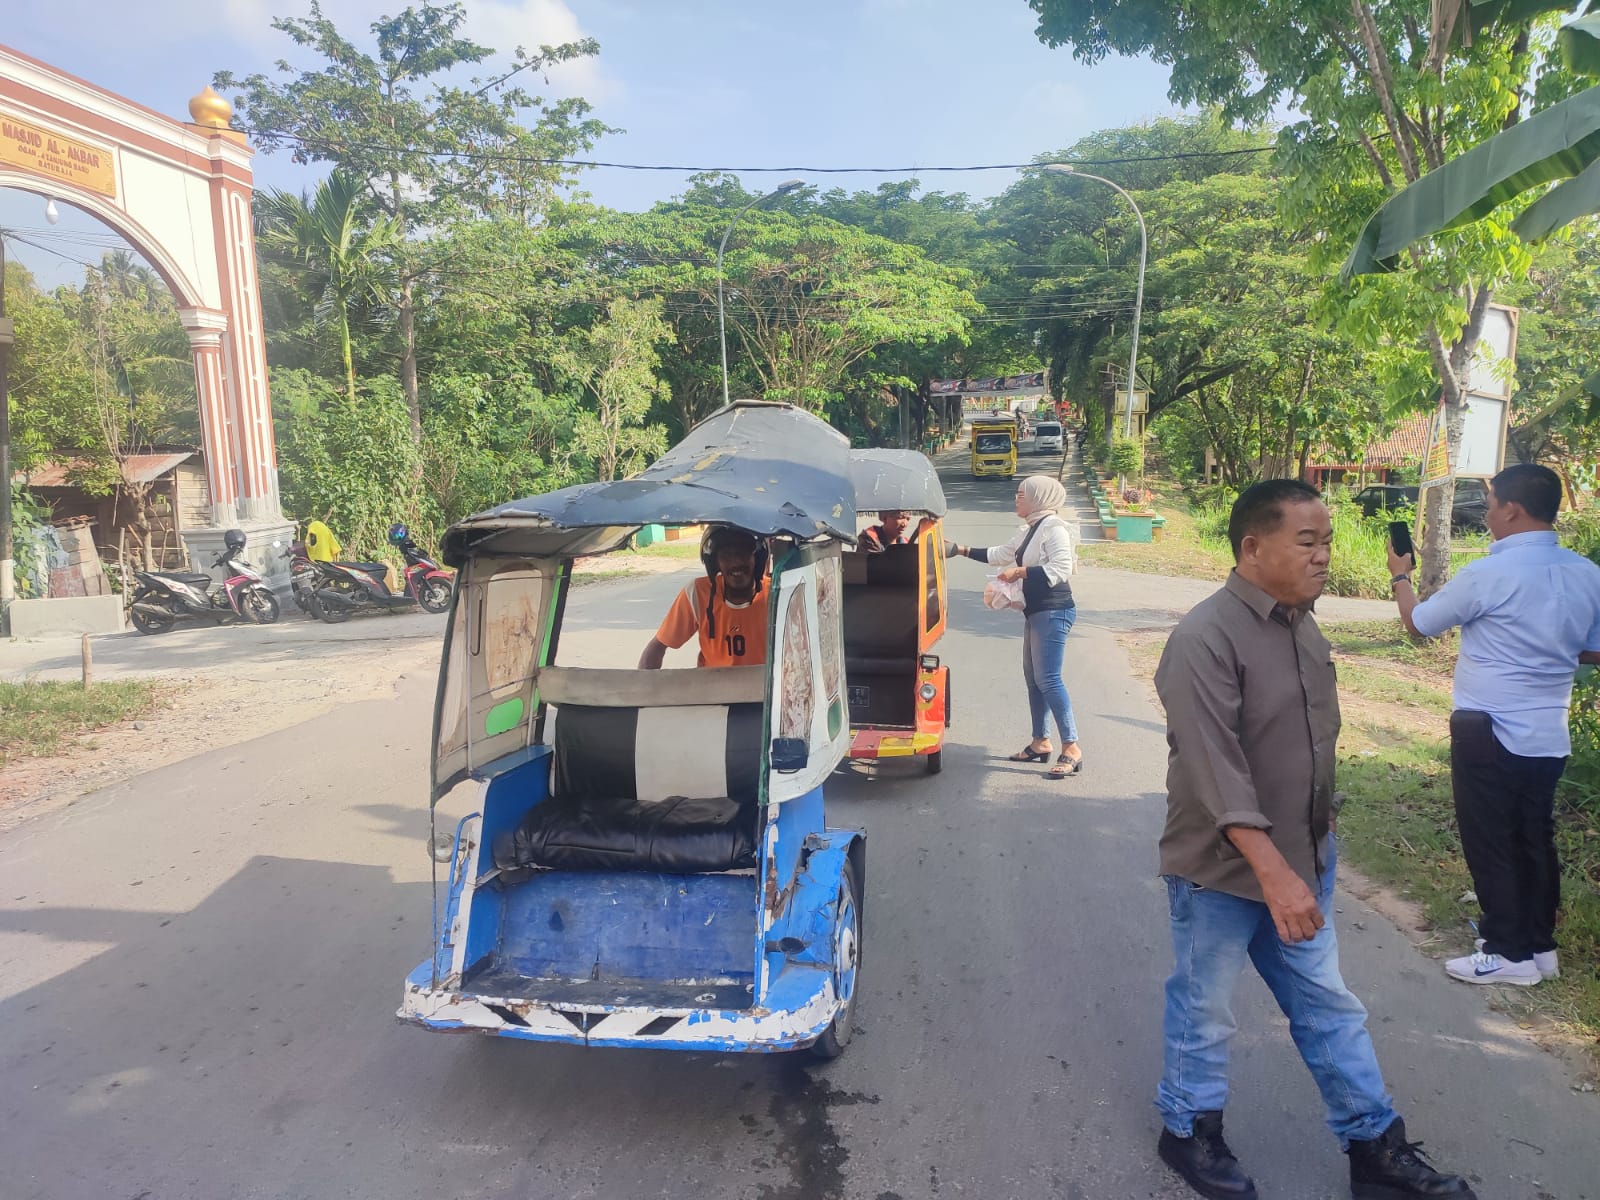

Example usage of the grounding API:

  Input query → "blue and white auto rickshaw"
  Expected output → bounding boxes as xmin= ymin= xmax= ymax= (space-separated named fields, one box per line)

xmin=399 ymin=402 xmax=866 ymax=1056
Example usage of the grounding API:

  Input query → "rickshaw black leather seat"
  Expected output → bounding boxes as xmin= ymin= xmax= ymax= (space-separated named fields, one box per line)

xmin=493 ymin=793 xmax=757 ymax=873
xmin=494 ymin=689 xmax=764 ymax=874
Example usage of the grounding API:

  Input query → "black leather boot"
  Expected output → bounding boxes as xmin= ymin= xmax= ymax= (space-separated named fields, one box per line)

xmin=1347 ymin=1117 xmax=1476 ymax=1199
xmin=1157 ymin=1111 xmax=1258 ymax=1200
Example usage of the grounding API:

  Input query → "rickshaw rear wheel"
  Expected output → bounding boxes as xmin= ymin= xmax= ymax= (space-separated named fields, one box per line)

xmin=810 ymin=859 xmax=862 ymax=1060
xmin=926 ymin=750 xmax=943 ymax=775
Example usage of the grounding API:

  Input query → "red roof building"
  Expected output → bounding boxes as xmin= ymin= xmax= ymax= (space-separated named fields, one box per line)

xmin=1305 ymin=415 xmax=1430 ymax=489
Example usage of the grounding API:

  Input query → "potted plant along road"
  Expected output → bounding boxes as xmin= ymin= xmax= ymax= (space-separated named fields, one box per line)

xmin=1109 ymin=437 xmax=1158 ymax=542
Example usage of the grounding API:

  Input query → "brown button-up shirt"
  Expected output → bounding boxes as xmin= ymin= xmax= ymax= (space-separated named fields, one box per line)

xmin=1154 ymin=571 xmax=1340 ymax=901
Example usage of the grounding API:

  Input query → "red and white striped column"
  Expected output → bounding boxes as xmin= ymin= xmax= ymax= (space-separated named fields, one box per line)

xmin=204 ymin=133 xmax=282 ymax=523
xmin=178 ymin=307 xmax=239 ymax=527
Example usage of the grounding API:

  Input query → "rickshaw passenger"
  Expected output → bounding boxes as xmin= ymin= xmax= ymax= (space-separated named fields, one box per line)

xmin=860 ymin=510 xmax=937 ymax=553
xmin=860 ymin=510 xmax=911 ymax=553
xmin=639 ymin=527 xmax=770 ymax=669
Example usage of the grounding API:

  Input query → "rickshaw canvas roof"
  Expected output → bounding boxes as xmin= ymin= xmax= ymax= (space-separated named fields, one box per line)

xmin=848 ymin=449 xmax=948 ymax=517
xmin=440 ymin=402 xmax=856 ymax=565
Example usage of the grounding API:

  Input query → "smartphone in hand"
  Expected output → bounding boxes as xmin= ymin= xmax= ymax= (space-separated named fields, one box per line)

xmin=1388 ymin=520 xmax=1414 ymax=561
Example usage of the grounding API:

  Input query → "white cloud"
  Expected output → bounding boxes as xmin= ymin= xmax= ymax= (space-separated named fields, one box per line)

xmin=17 ymin=0 xmax=617 ymax=107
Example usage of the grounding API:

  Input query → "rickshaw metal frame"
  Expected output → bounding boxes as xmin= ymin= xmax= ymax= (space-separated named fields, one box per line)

xmin=400 ymin=403 xmax=869 ymax=1056
xmin=842 ymin=450 xmax=953 ymax=772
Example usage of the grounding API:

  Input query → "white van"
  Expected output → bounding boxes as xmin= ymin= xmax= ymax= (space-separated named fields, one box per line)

xmin=1033 ymin=422 xmax=1063 ymax=454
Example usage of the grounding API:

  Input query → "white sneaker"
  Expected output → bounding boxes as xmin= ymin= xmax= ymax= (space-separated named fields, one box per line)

xmin=1475 ymin=939 xmax=1560 ymax=980
xmin=1447 ymin=951 xmax=1540 ymax=986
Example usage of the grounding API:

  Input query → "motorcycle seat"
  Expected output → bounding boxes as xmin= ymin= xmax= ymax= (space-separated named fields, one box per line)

xmin=173 ymin=573 xmax=215 ymax=587
xmin=333 ymin=561 xmax=388 ymax=576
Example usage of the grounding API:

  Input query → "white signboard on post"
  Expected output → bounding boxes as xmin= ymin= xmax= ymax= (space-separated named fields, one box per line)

xmin=1458 ymin=394 xmax=1510 ymax=479
xmin=1418 ymin=303 xmax=1516 ymax=491
xmin=1468 ymin=305 xmax=1518 ymax=398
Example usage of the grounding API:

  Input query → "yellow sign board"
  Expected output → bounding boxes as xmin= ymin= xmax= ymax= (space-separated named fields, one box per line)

xmin=1421 ymin=405 xmax=1451 ymax=487
xmin=0 ymin=112 xmax=116 ymax=198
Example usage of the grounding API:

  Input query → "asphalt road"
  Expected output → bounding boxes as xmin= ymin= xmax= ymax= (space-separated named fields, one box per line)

xmin=1 ymin=452 xmax=1595 ymax=1200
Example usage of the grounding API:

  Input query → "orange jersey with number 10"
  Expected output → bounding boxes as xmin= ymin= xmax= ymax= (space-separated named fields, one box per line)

xmin=654 ymin=577 xmax=770 ymax=668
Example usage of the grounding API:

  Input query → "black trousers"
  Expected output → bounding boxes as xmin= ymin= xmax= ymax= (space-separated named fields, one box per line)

xmin=1449 ymin=710 xmax=1567 ymax=963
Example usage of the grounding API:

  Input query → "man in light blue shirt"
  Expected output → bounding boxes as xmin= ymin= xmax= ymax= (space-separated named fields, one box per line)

xmin=1389 ymin=464 xmax=1600 ymax=986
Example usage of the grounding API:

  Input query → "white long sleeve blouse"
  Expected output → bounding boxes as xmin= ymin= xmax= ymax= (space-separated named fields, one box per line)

xmin=984 ymin=514 xmax=1075 ymax=584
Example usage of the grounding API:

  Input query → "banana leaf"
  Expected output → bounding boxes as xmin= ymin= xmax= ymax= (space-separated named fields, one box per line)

xmin=1560 ymin=11 xmax=1600 ymax=75
xmin=1513 ymin=153 xmax=1600 ymax=238
xmin=1343 ymin=84 xmax=1600 ymax=278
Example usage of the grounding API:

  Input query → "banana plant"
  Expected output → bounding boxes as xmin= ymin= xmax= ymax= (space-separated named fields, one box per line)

xmin=1343 ymin=11 xmax=1600 ymax=278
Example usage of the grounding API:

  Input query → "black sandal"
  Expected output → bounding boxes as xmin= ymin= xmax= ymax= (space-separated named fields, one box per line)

xmin=1050 ymin=753 xmax=1084 ymax=779
xmin=1008 ymin=745 xmax=1051 ymax=762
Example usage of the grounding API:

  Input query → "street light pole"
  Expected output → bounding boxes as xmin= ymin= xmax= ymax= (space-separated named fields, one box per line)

xmin=717 ymin=179 xmax=805 ymax=406
xmin=1042 ymin=164 xmax=1146 ymax=448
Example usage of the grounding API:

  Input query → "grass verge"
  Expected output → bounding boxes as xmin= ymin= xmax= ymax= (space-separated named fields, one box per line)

xmin=1322 ymin=619 xmax=1600 ymax=1046
xmin=1076 ymin=469 xmax=1490 ymax=598
xmin=1076 ymin=478 xmax=1232 ymax=581
xmin=0 ymin=678 xmax=164 ymax=764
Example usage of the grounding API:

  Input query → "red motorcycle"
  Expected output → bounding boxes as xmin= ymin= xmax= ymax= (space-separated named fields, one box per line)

xmin=311 ymin=523 xmax=453 ymax=623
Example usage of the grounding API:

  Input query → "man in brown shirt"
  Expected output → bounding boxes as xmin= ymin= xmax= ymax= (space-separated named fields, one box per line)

xmin=1152 ymin=480 xmax=1472 ymax=1200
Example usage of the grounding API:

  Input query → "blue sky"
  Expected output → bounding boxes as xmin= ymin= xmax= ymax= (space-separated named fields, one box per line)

xmin=2 ymin=0 xmax=1181 ymax=286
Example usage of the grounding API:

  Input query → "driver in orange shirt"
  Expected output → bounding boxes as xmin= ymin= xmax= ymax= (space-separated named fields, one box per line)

xmin=638 ymin=527 xmax=770 ymax=669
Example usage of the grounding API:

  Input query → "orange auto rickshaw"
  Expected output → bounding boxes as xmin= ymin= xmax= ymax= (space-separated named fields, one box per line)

xmin=843 ymin=449 xmax=951 ymax=773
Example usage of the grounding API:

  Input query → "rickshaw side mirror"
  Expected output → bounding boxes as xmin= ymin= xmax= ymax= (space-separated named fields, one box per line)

xmin=770 ymin=737 xmax=809 ymax=774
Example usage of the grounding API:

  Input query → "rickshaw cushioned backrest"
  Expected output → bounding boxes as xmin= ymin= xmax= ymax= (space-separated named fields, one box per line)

xmin=538 ymin=668 xmax=766 ymax=805
xmin=842 ymin=545 xmax=919 ymax=661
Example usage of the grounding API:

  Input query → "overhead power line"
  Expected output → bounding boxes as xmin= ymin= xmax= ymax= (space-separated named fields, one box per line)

xmin=237 ymin=129 xmax=1276 ymax=175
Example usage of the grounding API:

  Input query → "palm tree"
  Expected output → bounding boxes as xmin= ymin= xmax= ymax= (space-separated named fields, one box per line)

xmin=256 ymin=170 xmax=400 ymax=403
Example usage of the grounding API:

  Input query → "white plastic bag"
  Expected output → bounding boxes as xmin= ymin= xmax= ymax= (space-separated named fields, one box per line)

xmin=983 ymin=574 xmax=1025 ymax=611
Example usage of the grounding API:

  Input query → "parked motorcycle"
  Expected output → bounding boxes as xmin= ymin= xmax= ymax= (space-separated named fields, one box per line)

xmin=129 ymin=529 xmax=281 ymax=635
xmin=312 ymin=523 xmax=453 ymax=623
xmin=282 ymin=538 xmax=321 ymax=617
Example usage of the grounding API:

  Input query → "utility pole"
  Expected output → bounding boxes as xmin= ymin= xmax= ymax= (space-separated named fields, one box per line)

xmin=0 ymin=232 xmax=15 ymax=629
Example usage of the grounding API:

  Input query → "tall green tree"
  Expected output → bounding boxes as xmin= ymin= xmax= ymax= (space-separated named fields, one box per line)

xmin=554 ymin=297 xmax=674 ymax=482
xmin=257 ymin=171 xmax=401 ymax=404
xmin=218 ymin=0 xmax=612 ymax=441
xmin=1025 ymin=0 xmax=1583 ymax=591
xmin=560 ymin=205 xmax=978 ymax=413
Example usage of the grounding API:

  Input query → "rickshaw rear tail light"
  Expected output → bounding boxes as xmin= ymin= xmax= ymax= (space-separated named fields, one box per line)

xmin=919 ymin=655 xmax=940 ymax=671
xmin=919 ymin=682 xmax=938 ymax=703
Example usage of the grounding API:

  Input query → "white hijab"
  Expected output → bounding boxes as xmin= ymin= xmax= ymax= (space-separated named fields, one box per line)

xmin=1018 ymin=475 xmax=1067 ymax=524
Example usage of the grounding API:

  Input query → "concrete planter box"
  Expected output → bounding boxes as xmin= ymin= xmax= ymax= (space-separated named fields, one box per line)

xmin=1113 ymin=513 xmax=1156 ymax=543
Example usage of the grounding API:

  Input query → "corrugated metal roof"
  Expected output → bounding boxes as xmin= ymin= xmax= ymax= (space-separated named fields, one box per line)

xmin=13 ymin=451 xmax=197 ymax=488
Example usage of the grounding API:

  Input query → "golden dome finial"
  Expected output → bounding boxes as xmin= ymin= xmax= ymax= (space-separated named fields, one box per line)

xmin=188 ymin=86 xmax=233 ymax=130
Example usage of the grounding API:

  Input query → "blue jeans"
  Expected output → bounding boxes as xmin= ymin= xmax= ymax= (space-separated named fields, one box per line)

xmin=1023 ymin=606 xmax=1078 ymax=745
xmin=1156 ymin=838 xmax=1398 ymax=1148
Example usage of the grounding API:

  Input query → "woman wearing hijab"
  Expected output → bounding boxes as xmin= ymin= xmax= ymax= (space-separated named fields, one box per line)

xmin=949 ymin=475 xmax=1082 ymax=778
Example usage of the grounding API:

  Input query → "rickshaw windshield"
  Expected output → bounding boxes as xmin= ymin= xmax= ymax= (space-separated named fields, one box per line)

xmin=975 ymin=433 xmax=1012 ymax=453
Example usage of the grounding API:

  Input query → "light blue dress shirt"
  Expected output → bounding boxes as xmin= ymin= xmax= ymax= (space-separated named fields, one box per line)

xmin=1412 ymin=530 xmax=1600 ymax=757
